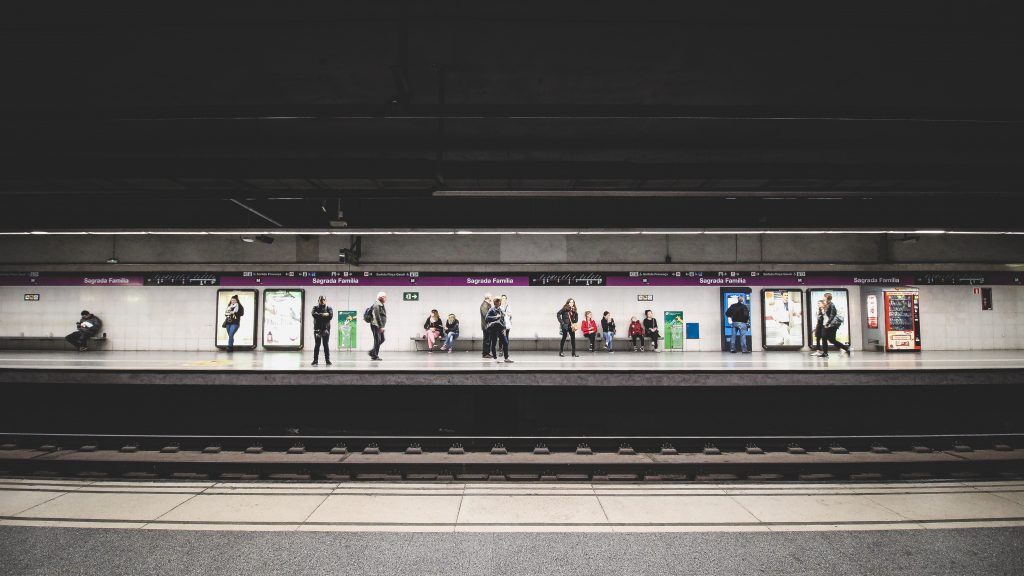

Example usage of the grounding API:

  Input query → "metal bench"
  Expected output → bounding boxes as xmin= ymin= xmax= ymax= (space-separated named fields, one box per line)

xmin=0 ymin=333 xmax=108 ymax=350
xmin=410 ymin=335 xmax=627 ymax=352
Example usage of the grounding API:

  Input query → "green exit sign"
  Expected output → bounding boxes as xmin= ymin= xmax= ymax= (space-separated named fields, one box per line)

xmin=403 ymin=292 xmax=420 ymax=301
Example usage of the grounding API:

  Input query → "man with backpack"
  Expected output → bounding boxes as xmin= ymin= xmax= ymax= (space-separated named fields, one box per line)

xmin=366 ymin=291 xmax=387 ymax=361
xmin=820 ymin=292 xmax=851 ymax=357
xmin=725 ymin=298 xmax=750 ymax=354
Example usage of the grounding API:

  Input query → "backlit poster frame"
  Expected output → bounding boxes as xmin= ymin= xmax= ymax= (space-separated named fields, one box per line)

xmin=720 ymin=287 xmax=752 ymax=352
xmin=806 ymin=288 xmax=850 ymax=349
xmin=261 ymin=289 xmax=305 ymax=350
xmin=215 ymin=289 xmax=258 ymax=350
xmin=760 ymin=289 xmax=805 ymax=351
xmin=337 ymin=310 xmax=358 ymax=350
xmin=663 ymin=310 xmax=685 ymax=350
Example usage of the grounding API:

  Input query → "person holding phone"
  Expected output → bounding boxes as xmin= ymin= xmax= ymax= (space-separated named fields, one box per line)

xmin=441 ymin=313 xmax=460 ymax=352
xmin=423 ymin=309 xmax=443 ymax=352
xmin=311 ymin=295 xmax=334 ymax=366
xmin=601 ymin=311 xmax=616 ymax=353
xmin=581 ymin=311 xmax=598 ymax=352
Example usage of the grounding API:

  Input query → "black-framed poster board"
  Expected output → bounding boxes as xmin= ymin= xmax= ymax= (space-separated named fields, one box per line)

xmin=216 ymin=289 xmax=258 ymax=350
xmin=262 ymin=289 xmax=305 ymax=350
xmin=760 ymin=289 xmax=805 ymax=350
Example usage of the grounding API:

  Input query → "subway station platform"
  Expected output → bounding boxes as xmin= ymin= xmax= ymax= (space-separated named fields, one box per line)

xmin=1 ymin=349 xmax=1022 ymax=387
xmin=2 ymin=478 xmax=1023 ymax=575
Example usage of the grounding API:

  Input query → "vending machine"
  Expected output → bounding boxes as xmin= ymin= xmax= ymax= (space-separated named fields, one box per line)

xmin=720 ymin=287 xmax=752 ymax=351
xmin=861 ymin=286 xmax=922 ymax=351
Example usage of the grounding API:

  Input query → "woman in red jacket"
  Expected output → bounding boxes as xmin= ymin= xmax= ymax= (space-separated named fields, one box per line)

xmin=581 ymin=310 xmax=598 ymax=352
xmin=628 ymin=316 xmax=645 ymax=352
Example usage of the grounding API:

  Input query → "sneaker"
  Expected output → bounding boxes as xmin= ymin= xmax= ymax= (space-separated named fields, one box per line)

xmin=483 ymin=354 xmax=493 ymax=359
xmin=447 ymin=349 xmax=453 ymax=354
xmin=371 ymin=356 xmax=382 ymax=361
xmin=504 ymin=359 xmax=514 ymax=363
xmin=559 ymin=352 xmax=565 ymax=357
xmin=311 ymin=361 xmax=318 ymax=366
xmin=325 ymin=360 xmax=332 ymax=366
xmin=819 ymin=353 xmax=829 ymax=358
xmin=572 ymin=353 xmax=580 ymax=357
xmin=79 ymin=346 xmax=88 ymax=352
xmin=730 ymin=350 xmax=737 ymax=354
xmin=742 ymin=350 xmax=751 ymax=353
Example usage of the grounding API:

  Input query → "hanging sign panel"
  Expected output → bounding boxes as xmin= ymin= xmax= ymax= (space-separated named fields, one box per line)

xmin=262 ymin=289 xmax=305 ymax=350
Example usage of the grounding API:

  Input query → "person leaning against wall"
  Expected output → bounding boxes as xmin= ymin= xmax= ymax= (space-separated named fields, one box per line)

xmin=557 ymin=298 xmax=580 ymax=357
xmin=368 ymin=291 xmax=387 ymax=361
xmin=311 ymin=295 xmax=333 ymax=366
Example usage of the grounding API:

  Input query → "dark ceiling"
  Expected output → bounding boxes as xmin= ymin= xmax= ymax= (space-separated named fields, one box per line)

xmin=1 ymin=1 xmax=1022 ymax=230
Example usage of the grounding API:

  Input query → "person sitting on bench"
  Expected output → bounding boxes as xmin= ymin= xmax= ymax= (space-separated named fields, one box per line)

xmin=65 ymin=310 xmax=102 ymax=352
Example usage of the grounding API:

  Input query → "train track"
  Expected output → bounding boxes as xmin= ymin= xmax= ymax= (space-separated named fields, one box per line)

xmin=2 ymin=432 xmax=1022 ymax=482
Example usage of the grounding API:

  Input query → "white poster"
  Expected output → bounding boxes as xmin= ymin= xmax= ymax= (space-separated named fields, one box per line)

xmin=808 ymin=289 xmax=850 ymax=346
xmin=262 ymin=289 xmax=305 ymax=349
xmin=216 ymin=290 xmax=258 ymax=349
xmin=762 ymin=289 xmax=804 ymax=349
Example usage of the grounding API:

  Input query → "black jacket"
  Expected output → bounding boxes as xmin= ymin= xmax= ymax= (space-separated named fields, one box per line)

xmin=424 ymin=316 xmax=444 ymax=332
xmin=556 ymin=308 xmax=578 ymax=330
xmin=824 ymin=302 xmax=839 ymax=327
xmin=643 ymin=317 xmax=660 ymax=336
xmin=445 ymin=319 xmax=460 ymax=336
xmin=77 ymin=314 xmax=102 ymax=335
xmin=312 ymin=305 xmax=334 ymax=331
xmin=601 ymin=318 xmax=616 ymax=334
xmin=726 ymin=302 xmax=750 ymax=323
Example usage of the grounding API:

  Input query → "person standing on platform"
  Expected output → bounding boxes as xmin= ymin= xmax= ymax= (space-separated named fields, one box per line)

xmin=498 ymin=294 xmax=512 ymax=357
xmin=222 ymin=295 xmax=243 ymax=353
xmin=480 ymin=293 xmax=493 ymax=358
xmin=441 ymin=313 xmax=460 ymax=352
xmin=368 ymin=291 xmax=387 ymax=361
xmin=811 ymin=299 xmax=826 ymax=355
xmin=485 ymin=297 xmax=513 ymax=363
xmin=557 ymin=298 xmax=580 ymax=357
xmin=601 ymin=311 xmax=616 ymax=353
xmin=311 ymin=295 xmax=334 ymax=366
xmin=65 ymin=310 xmax=102 ymax=352
xmin=643 ymin=309 xmax=661 ymax=352
xmin=423 ymin=309 xmax=443 ymax=352
xmin=725 ymin=298 xmax=750 ymax=354
xmin=629 ymin=316 xmax=644 ymax=351
xmin=581 ymin=311 xmax=598 ymax=352
xmin=820 ymin=292 xmax=851 ymax=358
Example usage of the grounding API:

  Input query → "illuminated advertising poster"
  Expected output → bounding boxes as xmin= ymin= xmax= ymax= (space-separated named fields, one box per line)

xmin=720 ymin=288 xmax=752 ymax=351
xmin=866 ymin=295 xmax=879 ymax=329
xmin=807 ymin=289 xmax=850 ymax=347
xmin=761 ymin=289 xmax=805 ymax=350
xmin=216 ymin=289 xmax=258 ymax=350
xmin=663 ymin=311 xmax=685 ymax=350
xmin=337 ymin=310 xmax=358 ymax=350
xmin=262 ymin=289 xmax=304 ymax=350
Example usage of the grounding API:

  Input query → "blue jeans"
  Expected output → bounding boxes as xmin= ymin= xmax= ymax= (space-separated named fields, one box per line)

xmin=443 ymin=332 xmax=458 ymax=350
xmin=731 ymin=322 xmax=748 ymax=352
xmin=226 ymin=323 xmax=239 ymax=350
xmin=603 ymin=332 xmax=614 ymax=351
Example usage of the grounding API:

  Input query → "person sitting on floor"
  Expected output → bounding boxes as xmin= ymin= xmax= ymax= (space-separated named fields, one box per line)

xmin=65 ymin=310 xmax=102 ymax=352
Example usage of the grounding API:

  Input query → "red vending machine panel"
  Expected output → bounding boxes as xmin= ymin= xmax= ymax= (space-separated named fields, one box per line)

xmin=883 ymin=289 xmax=921 ymax=351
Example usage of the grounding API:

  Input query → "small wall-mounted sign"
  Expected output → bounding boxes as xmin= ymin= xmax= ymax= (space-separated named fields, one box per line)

xmin=403 ymin=292 xmax=420 ymax=301
xmin=24 ymin=294 xmax=40 ymax=301
xmin=981 ymin=287 xmax=993 ymax=310
xmin=637 ymin=294 xmax=654 ymax=302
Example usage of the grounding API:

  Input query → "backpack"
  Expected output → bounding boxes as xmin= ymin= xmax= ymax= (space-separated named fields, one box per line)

xmin=363 ymin=306 xmax=374 ymax=323
xmin=831 ymin=311 xmax=845 ymax=327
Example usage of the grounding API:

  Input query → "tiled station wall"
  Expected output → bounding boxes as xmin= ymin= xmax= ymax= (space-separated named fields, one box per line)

xmin=1 ymin=284 xmax=1021 ymax=352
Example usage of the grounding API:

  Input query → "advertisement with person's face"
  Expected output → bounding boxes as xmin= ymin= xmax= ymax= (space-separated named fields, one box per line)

xmin=216 ymin=289 xmax=258 ymax=349
xmin=809 ymin=289 xmax=850 ymax=347
xmin=262 ymin=289 xmax=304 ymax=349
xmin=761 ymin=289 xmax=804 ymax=349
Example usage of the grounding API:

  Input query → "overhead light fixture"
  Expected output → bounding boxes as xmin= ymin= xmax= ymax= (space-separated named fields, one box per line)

xmin=241 ymin=236 xmax=256 ymax=243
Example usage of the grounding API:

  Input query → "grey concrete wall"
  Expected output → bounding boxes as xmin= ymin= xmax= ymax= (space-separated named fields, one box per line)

xmin=2 ymin=233 xmax=1023 ymax=269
